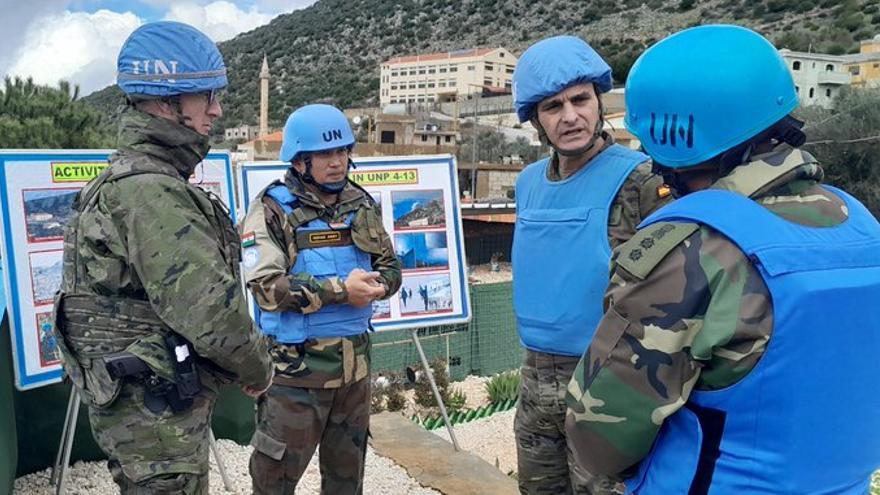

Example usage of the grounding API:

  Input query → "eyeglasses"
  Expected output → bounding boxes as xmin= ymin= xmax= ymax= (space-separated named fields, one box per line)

xmin=200 ymin=88 xmax=223 ymax=106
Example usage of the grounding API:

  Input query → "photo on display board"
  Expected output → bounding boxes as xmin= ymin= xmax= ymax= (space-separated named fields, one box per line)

xmin=22 ymin=188 xmax=79 ymax=243
xmin=28 ymin=250 xmax=63 ymax=306
xmin=394 ymin=231 xmax=448 ymax=271
xmin=36 ymin=311 xmax=61 ymax=366
xmin=372 ymin=298 xmax=391 ymax=320
xmin=392 ymin=189 xmax=446 ymax=230
xmin=399 ymin=273 xmax=453 ymax=316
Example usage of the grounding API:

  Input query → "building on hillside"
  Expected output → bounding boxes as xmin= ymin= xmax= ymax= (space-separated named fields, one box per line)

xmin=238 ymin=130 xmax=283 ymax=161
xmin=379 ymin=47 xmax=518 ymax=106
xmin=778 ymin=49 xmax=851 ymax=108
xmin=225 ymin=125 xmax=260 ymax=141
xmin=844 ymin=34 xmax=880 ymax=88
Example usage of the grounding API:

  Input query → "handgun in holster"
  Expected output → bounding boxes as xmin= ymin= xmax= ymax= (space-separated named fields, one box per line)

xmin=103 ymin=333 xmax=201 ymax=414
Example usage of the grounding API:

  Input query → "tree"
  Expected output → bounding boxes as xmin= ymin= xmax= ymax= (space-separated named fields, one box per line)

xmin=0 ymin=77 xmax=112 ymax=149
xmin=797 ymin=88 xmax=880 ymax=216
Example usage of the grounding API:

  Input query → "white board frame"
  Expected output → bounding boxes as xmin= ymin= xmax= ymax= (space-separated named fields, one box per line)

xmin=0 ymin=149 xmax=236 ymax=390
xmin=238 ymin=154 xmax=472 ymax=332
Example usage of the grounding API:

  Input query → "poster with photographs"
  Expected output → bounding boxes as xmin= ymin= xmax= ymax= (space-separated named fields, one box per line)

xmin=0 ymin=150 xmax=235 ymax=390
xmin=239 ymin=155 xmax=471 ymax=331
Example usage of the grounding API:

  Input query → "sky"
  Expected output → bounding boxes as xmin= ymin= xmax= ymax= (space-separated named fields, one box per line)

xmin=0 ymin=0 xmax=317 ymax=96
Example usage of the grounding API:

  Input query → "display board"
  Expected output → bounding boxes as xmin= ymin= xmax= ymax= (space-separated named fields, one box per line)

xmin=238 ymin=155 xmax=471 ymax=331
xmin=0 ymin=150 xmax=235 ymax=390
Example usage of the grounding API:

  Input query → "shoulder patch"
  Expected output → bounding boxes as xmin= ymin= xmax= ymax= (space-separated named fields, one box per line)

xmin=615 ymin=221 xmax=700 ymax=280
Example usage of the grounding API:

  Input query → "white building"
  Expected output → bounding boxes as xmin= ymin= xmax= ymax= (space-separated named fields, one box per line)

xmin=379 ymin=48 xmax=518 ymax=106
xmin=778 ymin=49 xmax=852 ymax=108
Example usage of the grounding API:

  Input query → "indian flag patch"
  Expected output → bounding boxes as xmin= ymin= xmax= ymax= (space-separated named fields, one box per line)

xmin=241 ymin=231 xmax=256 ymax=247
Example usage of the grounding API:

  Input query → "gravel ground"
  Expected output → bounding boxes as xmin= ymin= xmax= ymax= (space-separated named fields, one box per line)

xmin=14 ymin=439 xmax=439 ymax=495
xmin=431 ymin=408 xmax=517 ymax=476
xmin=468 ymin=262 xmax=512 ymax=285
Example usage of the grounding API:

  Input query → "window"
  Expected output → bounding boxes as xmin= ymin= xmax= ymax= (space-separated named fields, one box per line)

xmin=380 ymin=130 xmax=396 ymax=143
xmin=484 ymin=78 xmax=493 ymax=85
xmin=850 ymin=66 xmax=861 ymax=75
xmin=484 ymin=63 xmax=494 ymax=71
xmin=448 ymin=80 xmax=457 ymax=87
xmin=418 ymin=83 xmax=426 ymax=88
xmin=825 ymin=64 xmax=834 ymax=72
xmin=428 ymin=83 xmax=435 ymax=88
xmin=449 ymin=66 xmax=458 ymax=73
xmin=439 ymin=67 xmax=447 ymax=73
xmin=499 ymin=52 xmax=505 ymax=58
xmin=506 ymin=66 xmax=514 ymax=74
xmin=391 ymin=85 xmax=398 ymax=90
xmin=421 ymin=135 xmax=428 ymax=142
xmin=792 ymin=61 xmax=801 ymax=71
xmin=874 ymin=63 xmax=880 ymax=69
xmin=467 ymin=65 xmax=475 ymax=71
xmin=417 ymin=97 xmax=425 ymax=102
xmin=439 ymin=82 xmax=446 ymax=87
xmin=504 ymin=81 xmax=512 ymax=89
xmin=409 ymin=69 xmax=417 ymax=75
xmin=795 ymin=85 xmax=800 ymax=94
xmin=812 ymin=62 xmax=816 ymax=69
xmin=409 ymin=83 xmax=416 ymax=89
xmin=445 ymin=135 xmax=452 ymax=143
xmin=826 ymin=88 xmax=832 ymax=98
xmin=418 ymin=69 xmax=426 ymax=75
xmin=392 ymin=71 xmax=399 ymax=77
xmin=809 ymin=87 xmax=814 ymax=98
xmin=428 ymin=68 xmax=436 ymax=74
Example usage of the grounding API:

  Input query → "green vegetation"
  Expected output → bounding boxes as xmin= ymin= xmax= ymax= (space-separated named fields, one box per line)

xmin=1 ymin=77 xmax=112 ymax=149
xmin=798 ymin=88 xmax=880 ymax=217
xmin=81 ymin=0 xmax=871 ymax=130
xmin=484 ymin=370 xmax=520 ymax=404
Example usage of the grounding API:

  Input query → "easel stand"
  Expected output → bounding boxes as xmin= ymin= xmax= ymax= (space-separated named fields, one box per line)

xmin=410 ymin=329 xmax=461 ymax=451
xmin=51 ymin=387 xmax=234 ymax=494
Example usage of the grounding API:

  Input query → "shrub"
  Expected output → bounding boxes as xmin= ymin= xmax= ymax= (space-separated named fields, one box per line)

xmin=485 ymin=370 xmax=521 ymax=404
xmin=447 ymin=387 xmax=468 ymax=413
xmin=414 ymin=358 xmax=451 ymax=408
xmin=385 ymin=372 xmax=406 ymax=412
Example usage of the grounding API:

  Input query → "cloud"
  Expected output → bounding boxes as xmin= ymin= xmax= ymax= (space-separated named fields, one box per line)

xmin=0 ymin=0 xmax=69 ymax=78
xmin=163 ymin=1 xmax=281 ymax=41
xmin=5 ymin=9 xmax=141 ymax=95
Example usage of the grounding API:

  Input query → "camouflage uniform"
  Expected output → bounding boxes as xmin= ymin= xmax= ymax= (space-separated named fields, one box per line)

xmin=516 ymin=134 xmax=672 ymax=495
xmin=564 ymin=146 xmax=847 ymax=480
xmin=53 ymin=108 xmax=273 ymax=494
xmin=242 ymin=170 xmax=401 ymax=495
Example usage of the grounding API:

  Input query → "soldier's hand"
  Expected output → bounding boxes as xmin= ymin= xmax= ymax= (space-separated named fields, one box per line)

xmin=242 ymin=368 xmax=273 ymax=398
xmin=345 ymin=269 xmax=386 ymax=308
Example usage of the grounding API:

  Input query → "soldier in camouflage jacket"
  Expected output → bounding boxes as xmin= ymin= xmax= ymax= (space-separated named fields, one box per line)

xmin=242 ymin=104 xmax=401 ymax=495
xmin=53 ymin=22 xmax=272 ymax=494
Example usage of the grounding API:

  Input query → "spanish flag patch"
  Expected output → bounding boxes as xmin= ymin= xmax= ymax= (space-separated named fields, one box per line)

xmin=241 ymin=231 xmax=256 ymax=247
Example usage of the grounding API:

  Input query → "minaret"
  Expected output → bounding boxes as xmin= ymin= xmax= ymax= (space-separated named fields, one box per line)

xmin=259 ymin=55 xmax=270 ymax=137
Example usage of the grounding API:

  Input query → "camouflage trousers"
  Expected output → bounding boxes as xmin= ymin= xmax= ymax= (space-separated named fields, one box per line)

xmin=249 ymin=377 xmax=371 ymax=495
xmin=87 ymin=381 xmax=216 ymax=495
xmin=515 ymin=350 xmax=622 ymax=495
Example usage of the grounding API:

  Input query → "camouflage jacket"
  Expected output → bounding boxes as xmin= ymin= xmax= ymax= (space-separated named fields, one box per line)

xmin=564 ymin=146 xmax=848 ymax=479
xmin=55 ymin=108 xmax=272 ymax=405
xmin=546 ymin=133 xmax=672 ymax=249
xmin=241 ymin=170 xmax=402 ymax=388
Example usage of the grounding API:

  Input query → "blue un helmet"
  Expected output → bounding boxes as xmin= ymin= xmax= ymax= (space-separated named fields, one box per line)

xmin=279 ymin=104 xmax=356 ymax=193
xmin=513 ymin=35 xmax=613 ymax=123
xmin=117 ymin=21 xmax=227 ymax=98
xmin=625 ymin=25 xmax=800 ymax=170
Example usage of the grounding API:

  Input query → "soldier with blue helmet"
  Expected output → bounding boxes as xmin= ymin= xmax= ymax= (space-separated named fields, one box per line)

xmin=53 ymin=21 xmax=273 ymax=494
xmin=510 ymin=35 xmax=671 ymax=495
xmin=565 ymin=24 xmax=880 ymax=494
xmin=241 ymin=103 xmax=401 ymax=494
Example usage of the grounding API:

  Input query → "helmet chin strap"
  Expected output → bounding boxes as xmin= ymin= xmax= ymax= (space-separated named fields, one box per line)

xmin=299 ymin=155 xmax=353 ymax=194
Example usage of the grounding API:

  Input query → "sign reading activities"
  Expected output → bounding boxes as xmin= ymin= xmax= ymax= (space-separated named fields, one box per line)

xmin=0 ymin=150 xmax=236 ymax=390
xmin=238 ymin=155 xmax=471 ymax=331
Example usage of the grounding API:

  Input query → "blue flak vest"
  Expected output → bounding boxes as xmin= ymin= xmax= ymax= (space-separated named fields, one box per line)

xmin=512 ymin=144 xmax=647 ymax=356
xmin=256 ymin=184 xmax=373 ymax=344
xmin=626 ymin=186 xmax=880 ymax=495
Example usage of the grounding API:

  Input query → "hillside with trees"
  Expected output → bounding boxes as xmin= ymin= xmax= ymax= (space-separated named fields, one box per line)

xmin=83 ymin=0 xmax=878 ymax=130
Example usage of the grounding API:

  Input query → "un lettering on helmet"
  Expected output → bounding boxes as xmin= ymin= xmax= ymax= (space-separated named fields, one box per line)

xmin=116 ymin=21 xmax=228 ymax=97
xmin=279 ymin=104 xmax=356 ymax=162
xmin=624 ymin=24 xmax=798 ymax=169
